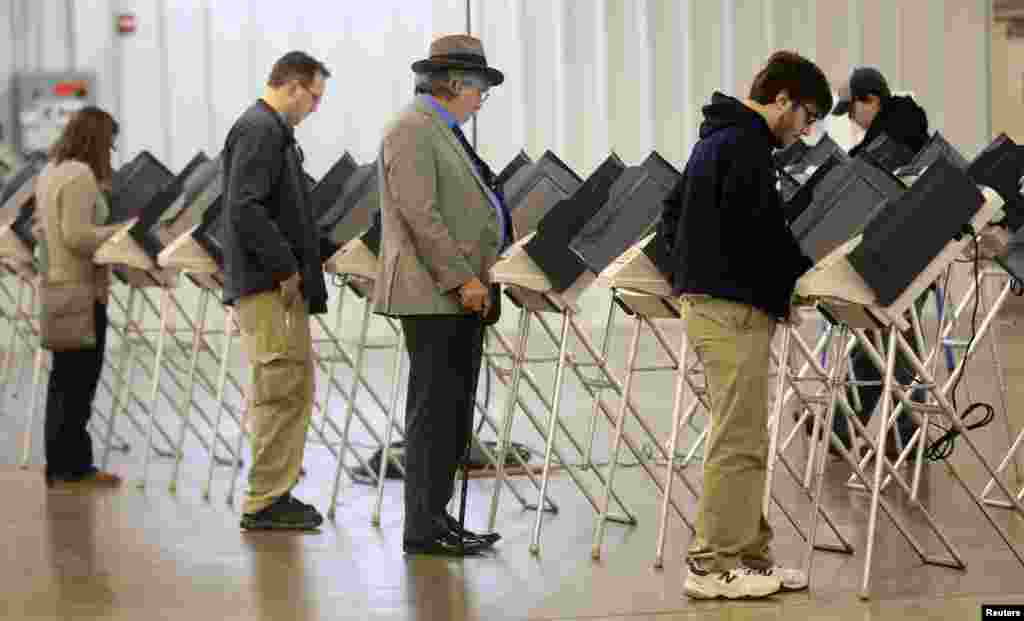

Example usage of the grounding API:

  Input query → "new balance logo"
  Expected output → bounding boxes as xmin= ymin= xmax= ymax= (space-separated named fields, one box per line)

xmin=720 ymin=572 xmax=738 ymax=584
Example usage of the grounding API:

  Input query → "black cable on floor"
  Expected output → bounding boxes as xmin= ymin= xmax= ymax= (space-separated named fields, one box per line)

xmin=924 ymin=233 xmax=996 ymax=461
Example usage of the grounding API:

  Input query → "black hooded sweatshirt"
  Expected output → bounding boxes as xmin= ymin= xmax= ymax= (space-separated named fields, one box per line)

xmin=656 ymin=92 xmax=812 ymax=319
xmin=848 ymin=95 xmax=929 ymax=158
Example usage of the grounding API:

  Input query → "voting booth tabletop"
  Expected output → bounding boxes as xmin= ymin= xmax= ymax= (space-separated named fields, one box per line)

xmin=2 ymin=308 xmax=1024 ymax=621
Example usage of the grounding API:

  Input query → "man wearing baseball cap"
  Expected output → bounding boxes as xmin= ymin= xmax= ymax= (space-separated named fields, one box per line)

xmin=826 ymin=67 xmax=931 ymax=458
xmin=832 ymin=66 xmax=929 ymax=157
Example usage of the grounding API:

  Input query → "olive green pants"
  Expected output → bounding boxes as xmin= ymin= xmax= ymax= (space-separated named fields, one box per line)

xmin=237 ymin=290 xmax=315 ymax=515
xmin=682 ymin=296 xmax=777 ymax=572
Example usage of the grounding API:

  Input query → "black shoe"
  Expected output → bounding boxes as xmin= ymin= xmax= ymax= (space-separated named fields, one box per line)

xmin=403 ymin=530 xmax=490 ymax=557
xmin=444 ymin=514 xmax=501 ymax=546
xmin=240 ymin=493 xmax=324 ymax=531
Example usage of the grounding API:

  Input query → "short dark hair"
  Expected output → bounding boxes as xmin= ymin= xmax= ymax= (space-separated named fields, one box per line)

xmin=49 ymin=106 xmax=119 ymax=183
xmin=749 ymin=51 xmax=833 ymax=117
xmin=267 ymin=51 xmax=331 ymax=88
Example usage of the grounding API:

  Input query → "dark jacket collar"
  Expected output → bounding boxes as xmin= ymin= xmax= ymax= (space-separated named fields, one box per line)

xmin=852 ymin=95 xmax=929 ymax=157
xmin=254 ymin=99 xmax=296 ymax=145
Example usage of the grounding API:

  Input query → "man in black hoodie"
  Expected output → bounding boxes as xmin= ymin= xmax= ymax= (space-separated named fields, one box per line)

xmin=659 ymin=51 xmax=832 ymax=600
xmin=828 ymin=67 xmax=930 ymax=458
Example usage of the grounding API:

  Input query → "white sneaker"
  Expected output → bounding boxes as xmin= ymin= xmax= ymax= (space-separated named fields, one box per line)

xmin=746 ymin=564 xmax=808 ymax=591
xmin=683 ymin=562 xmax=782 ymax=599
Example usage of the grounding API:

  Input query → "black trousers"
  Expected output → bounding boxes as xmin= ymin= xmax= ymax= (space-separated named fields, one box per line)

xmin=399 ymin=315 xmax=484 ymax=542
xmin=45 ymin=302 xmax=108 ymax=481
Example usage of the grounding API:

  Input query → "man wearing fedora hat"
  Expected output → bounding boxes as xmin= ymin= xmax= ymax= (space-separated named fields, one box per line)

xmin=374 ymin=34 xmax=509 ymax=556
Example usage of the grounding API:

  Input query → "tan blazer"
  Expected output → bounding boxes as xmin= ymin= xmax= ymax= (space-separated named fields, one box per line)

xmin=35 ymin=161 xmax=119 ymax=302
xmin=373 ymin=98 xmax=502 ymax=316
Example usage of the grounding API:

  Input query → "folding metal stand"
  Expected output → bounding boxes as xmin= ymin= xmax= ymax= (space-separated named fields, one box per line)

xmin=7 ymin=262 xmax=139 ymax=468
xmin=0 ymin=267 xmax=37 ymax=408
xmin=795 ymin=188 xmax=1024 ymax=599
xmin=319 ymin=240 xmax=406 ymax=523
xmin=156 ymin=231 xmax=268 ymax=504
xmin=141 ymin=280 xmax=250 ymax=493
xmin=159 ymin=231 xmax=392 ymax=509
xmin=984 ymin=428 xmax=1024 ymax=509
xmin=487 ymin=234 xmax=719 ymax=555
xmin=843 ymin=258 xmax=1016 ymax=497
xmin=587 ymin=240 xmax=854 ymax=564
xmin=930 ymin=257 xmax=1021 ymax=511
xmin=96 ymin=279 xmax=185 ymax=471
xmin=94 ymin=227 xmax=246 ymax=492
xmin=577 ymin=242 xmax=704 ymax=560
xmin=459 ymin=326 xmax=563 ymax=515
xmin=589 ymin=287 xmax=707 ymax=561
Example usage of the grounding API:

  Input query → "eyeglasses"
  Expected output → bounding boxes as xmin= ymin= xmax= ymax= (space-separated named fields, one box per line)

xmin=797 ymin=102 xmax=820 ymax=126
xmin=298 ymin=82 xmax=323 ymax=106
xmin=459 ymin=77 xmax=491 ymax=103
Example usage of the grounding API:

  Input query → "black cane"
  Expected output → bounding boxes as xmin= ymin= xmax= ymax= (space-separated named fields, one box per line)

xmin=459 ymin=318 xmax=487 ymax=547
xmin=457 ymin=419 xmax=472 ymax=548
xmin=458 ymin=311 xmax=489 ymax=547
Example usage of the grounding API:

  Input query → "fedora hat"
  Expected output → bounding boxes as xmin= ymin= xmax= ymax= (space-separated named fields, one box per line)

xmin=411 ymin=34 xmax=504 ymax=87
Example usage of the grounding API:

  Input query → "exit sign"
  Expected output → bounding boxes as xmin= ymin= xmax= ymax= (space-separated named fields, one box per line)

xmin=117 ymin=13 xmax=136 ymax=35
xmin=53 ymin=81 xmax=89 ymax=98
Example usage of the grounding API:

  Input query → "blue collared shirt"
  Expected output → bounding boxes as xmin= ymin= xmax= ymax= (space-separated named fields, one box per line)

xmin=421 ymin=95 xmax=509 ymax=250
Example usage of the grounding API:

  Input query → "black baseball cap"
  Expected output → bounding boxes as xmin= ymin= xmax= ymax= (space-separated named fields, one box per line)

xmin=831 ymin=67 xmax=891 ymax=116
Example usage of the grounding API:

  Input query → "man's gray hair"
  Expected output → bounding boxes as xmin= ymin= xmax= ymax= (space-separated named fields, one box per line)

xmin=414 ymin=69 xmax=488 ymax=95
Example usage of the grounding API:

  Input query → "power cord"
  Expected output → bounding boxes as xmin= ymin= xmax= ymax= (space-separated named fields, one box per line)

xmin=924 ymin=231 xmax=996 ymax=461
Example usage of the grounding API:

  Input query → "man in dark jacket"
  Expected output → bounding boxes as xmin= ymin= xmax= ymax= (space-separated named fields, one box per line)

xmin=659 ymin=51 xmax=832 ymax=600
xmin=829 ymin=67 xmax=930 ymax=458
xmin=834 ymin=67 xmax=929 ymax=158
xmin=223 ymin=51 xmax=330 ymax=530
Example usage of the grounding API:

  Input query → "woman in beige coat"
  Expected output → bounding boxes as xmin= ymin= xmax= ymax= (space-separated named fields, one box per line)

xmin=37 ymin=106 xmax=123 ymax=488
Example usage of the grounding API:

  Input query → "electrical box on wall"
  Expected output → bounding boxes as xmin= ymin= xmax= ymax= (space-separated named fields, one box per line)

xmin=11 ymin=73 xmax=97 ymax=156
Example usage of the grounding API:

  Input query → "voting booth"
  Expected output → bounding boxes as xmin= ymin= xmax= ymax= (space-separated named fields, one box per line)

xmin=487 ymin=151 xmax=752 ymax=554
xmin=790 ymin=155 xmax=1024 ymax=597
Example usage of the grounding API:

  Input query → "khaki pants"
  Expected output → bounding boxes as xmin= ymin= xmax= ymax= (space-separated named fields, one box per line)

xmin=682 ymin=296 xmax=777 ymax=572
xmin=236 ymin=290 xmax=315 ymax=514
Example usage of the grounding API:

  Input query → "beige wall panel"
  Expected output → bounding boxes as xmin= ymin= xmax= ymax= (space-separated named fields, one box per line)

xmin=861 ymin=0 xmax=902 ymax=87
xmin=735 ymin=0 xmax=771 ymax=98
xmin=814 ymin=0 xmax=853 ymax=87
xmin=650 ymin=0 xmax=693 ymax=166
xmin=943 ymin=0 xmax=990 ymax=156
xmin=990 ymin=22 xmax=1024 ymax=142
xmin=691 ymin=0 xmax=724 ymax=112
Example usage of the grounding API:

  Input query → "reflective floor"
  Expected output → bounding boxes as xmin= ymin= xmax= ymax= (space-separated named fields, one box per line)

xmin=2 ymin=287 xmax=1024 ymax=620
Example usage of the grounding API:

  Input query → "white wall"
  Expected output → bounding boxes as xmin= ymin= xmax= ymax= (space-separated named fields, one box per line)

xmin=5 ymin=0 xmax=998 ymax=199
xmin=63 ymin=1 xmax=433 ymax=176
xmin=0 ymin=0 xmax=998 ymax=461
xmin=4 ymin=0 xmax=995 ymax=337
xmin=457 ymin=0 xmax=991 ymax=176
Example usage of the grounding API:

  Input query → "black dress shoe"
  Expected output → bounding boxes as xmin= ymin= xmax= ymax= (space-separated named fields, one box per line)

xmin=403 ymin=530 xmax=490 ymax=557
xmin=240 ymin=493 xmax=323 ymax=531
xmin=444 ymin=514 xmax=501 ymax=546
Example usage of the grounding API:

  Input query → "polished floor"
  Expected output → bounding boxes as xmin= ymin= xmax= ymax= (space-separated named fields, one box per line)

xmin=2 ymin=282 xmax=1024 ymax=620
